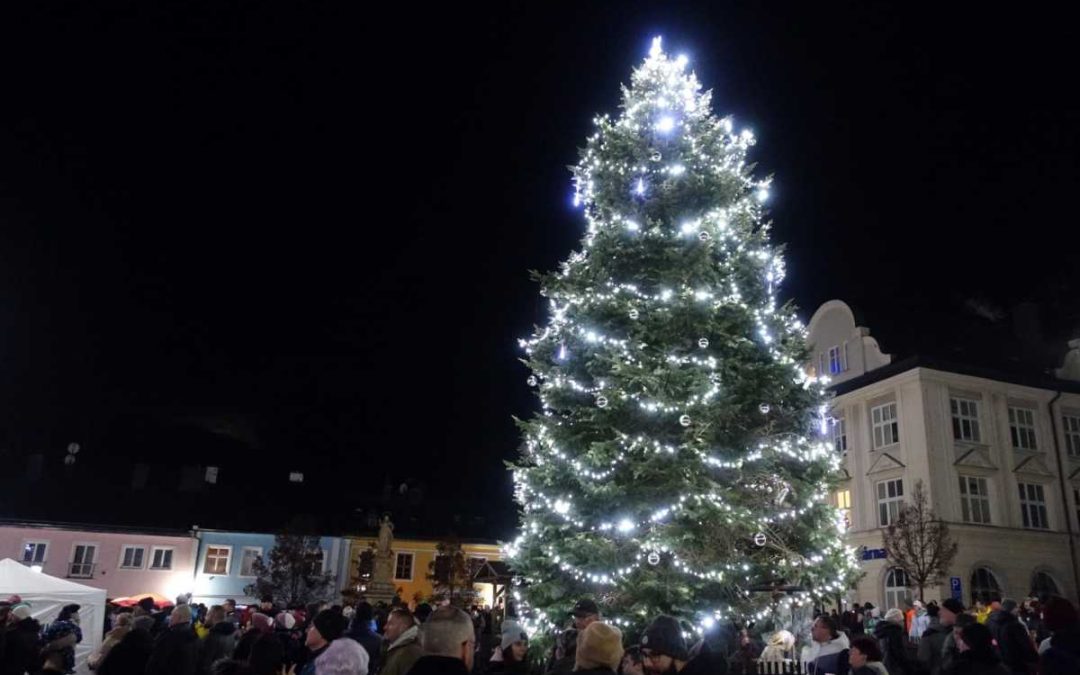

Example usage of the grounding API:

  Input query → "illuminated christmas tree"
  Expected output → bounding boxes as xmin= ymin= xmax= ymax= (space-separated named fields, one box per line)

xmin=506 ymin=38 xmax=858 ymax=636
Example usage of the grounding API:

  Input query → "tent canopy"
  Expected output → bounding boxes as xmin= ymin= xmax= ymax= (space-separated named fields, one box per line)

xmin=111 ymin=592 xmax=173 ymax=609
xmin=0 ymin=558 xmax=106 ymax=675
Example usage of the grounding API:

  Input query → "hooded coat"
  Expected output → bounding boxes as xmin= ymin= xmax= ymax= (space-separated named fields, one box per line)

xmin=874 ymin=620 xmax=912 ymax=675
xmin=805 ymin=631 xmax=850 ymax=675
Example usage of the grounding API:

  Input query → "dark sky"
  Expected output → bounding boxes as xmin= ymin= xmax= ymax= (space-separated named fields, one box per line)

xmin=1 ymin=4 xmax=1078 ymax=533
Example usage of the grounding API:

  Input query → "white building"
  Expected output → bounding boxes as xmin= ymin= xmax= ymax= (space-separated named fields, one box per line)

xmin=808 ymin=299 xmax=1080 ymax=609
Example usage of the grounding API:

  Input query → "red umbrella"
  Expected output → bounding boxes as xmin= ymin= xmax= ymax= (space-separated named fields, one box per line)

xmin=110 ymin=593 xmax=173 ymax=609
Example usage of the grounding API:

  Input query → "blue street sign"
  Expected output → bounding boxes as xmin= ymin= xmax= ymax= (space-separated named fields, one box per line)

xmin=950 ymin=576 xmax=962 ymax=601
xmin=860 ymin=547 xmax=888 ymax=561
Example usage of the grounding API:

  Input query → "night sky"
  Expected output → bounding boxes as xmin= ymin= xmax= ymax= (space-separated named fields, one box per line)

xmin=1 ymin=4 xmax=1078 ymax=534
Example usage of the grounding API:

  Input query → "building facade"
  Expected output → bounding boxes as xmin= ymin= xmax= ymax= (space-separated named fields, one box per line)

xmin=808 ymin=300 xmax=1080 ymax=608
xmin=345 ymin=536 xmax=503 ymax=608
xmin=191 ymin=529 xmax=352 ymax=605
xmin=0 ymin=521 xmax=198 ymax=601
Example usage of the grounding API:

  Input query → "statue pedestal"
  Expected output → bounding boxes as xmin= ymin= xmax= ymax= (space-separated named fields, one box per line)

xmin=364 ymin=580 xmax=397 ymax=605
xmin=365 ymin=552 xmax=397 ymax=605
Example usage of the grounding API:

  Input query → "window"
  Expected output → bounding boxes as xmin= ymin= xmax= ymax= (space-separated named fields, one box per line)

xmin=959 ymin=476 xmax=992 ymax=524
xmin=872 ymin=403 xmax=899 ymax=448
xmin=69 ymin=544 xmax=96 ymax=578
xmin=832 ymin=418 xmax=848 ymax=455
xmin=394 ymin=552 xmax=414 ymax=580
xmin=1019 ymin=483 xmax=1049 ymax=529
xmin=1009 ymin=407 xmax=1038 ymax=451
xmin=884 ymin=568 xmax=912 ymax=611
xmin=835 ymin=489 xmax=852 ymax=531
xmin=150 ymin=547 xmax=174 ymax=570
xmin=1074 ymin=487 xmax=1080 ymax=530
xmin=877 ymin=478 xmax=904 ymax=527
xmin=239 ymin=547 xmax=262 ymax=577
xmin=970 ymin=567 xmax=1002 ymax=605
xmin=951 ymin=398 xmax=981 ymax=442
xmin=21 ymin=541 xmax=47 ymax=564
xmin=203 ymin=546 xmax=232 ymax=575
xmin=205 ymin=466 xmax=219 ymax=484
xmin=1031 ymin=572 xmax=1060 ymax=598
xmin=1063 ymin=415 xmax=1080 ymax=458
xmin=289 ymin=471 xmax=304 ymax=483
xmin=120 ymin=546 xmax=145 ymax=570
xmin=828 ymin=346 xmax=845 ymax=374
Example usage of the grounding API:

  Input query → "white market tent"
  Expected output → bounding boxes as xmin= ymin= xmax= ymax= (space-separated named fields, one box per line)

xmin=0 ymin=557 xmax=106 ymax=675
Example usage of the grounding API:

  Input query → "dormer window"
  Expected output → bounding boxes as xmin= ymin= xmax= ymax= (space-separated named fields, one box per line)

xmin=820 ymin=345 xmax=847 ymax=375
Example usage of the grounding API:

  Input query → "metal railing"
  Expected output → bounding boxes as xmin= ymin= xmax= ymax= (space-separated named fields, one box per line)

xmin=68 ymin=562 xmax=96 ymax=578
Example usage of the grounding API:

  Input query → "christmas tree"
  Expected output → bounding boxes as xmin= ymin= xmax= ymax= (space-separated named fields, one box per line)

xmin=506 ymin=38 xmax=858 ymax=635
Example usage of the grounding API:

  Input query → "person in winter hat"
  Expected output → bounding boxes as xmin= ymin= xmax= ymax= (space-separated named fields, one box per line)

xmin=917 ymin=602 xmax=951 ymax=675
xmin=909 ymin=600 xmax=930 ymax=640
xmin=640 ymin=615 xmax=703 ymax=674
xmin=1037 ymin=596 xmax=1079 ymax=675
xmin=145 ymin=603 xmax=200 ymax=675
xmin=574 ymin=621 xmax=624 ymax=673
xmin=488 ymin=620 xmax=529 ymax=674
xmin=848 ymin=635 xmax=889 ymax=675
xmin=313 ymin=634 xmax=369 ymax=675
xmin=875 ymin=609 xmax=912 ymax=675
xmin=298 ymin=609 xmax=346 ymax=675
xmin=379 ymin=608 xmax=423 ymax=675
xmin=345 ymin=601 xmax=382 ymax=673
xmin=2 ymin=603 xmax=43 ymax=675
xmin=197 ymin=605 xmax=238 ymax=675
xmin=42 ymin=603 xmax=83 ymax=674
xmin=985 ymin=599 xmax=1037 ymax=675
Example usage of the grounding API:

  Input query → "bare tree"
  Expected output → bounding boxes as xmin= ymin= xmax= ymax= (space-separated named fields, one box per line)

xmin=882 ymin=480 xmax=958 ymax=600
xmin=427 ymin=537 xmax=478 ymax=607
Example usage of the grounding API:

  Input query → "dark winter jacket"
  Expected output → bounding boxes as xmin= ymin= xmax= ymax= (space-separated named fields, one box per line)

xmin=98 ymin=627 xmax=154 ymax=675
xmin=874 ymin=621 xmax=912 ymax=675
xmin=682 ymin=652 xmax=729 ymax=675
xmin=918 ymin=619 xmax=952 ymax=675
xmin=1 ymin=617 xmax=43 ymax=675
xmin=405 ymin=655 xmax=470 ymax=675
xmin=985 ymin=611 xmax=1037 ymax=674
xmin=948 ymin=652 xmax=1010 ymax=675
xmin=196 ymin=621 xmax=238 ymax=675
xmin=345 ymin=621 xmax=383 ymax=673
xmin=1040 ymin=621 xmax=1080 ymax=675
xmin=569 ymin=668 xmax=616 ymax=675
xmin=146 ymin=622 xmax=199 ymax=675
xmin=487 ymin=658 xmax=529 ymax=674
xmin=807 ymin=633 xmax=851 ymax=675
xmin=297 ymin=643 xmax=328 ymax=675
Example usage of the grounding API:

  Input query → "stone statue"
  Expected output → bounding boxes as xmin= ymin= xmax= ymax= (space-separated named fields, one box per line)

xmin=366 ymin=515 xmax=397 ymax=604
xmin=377 ymin=515 xmax=394 ymax=555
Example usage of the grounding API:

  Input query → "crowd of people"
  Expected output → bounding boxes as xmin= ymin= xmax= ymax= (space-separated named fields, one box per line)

xmin=3 ymin=590 xmax=1079 ymax=675
xmin=797 ymin=595 xmax=1079 ymax=675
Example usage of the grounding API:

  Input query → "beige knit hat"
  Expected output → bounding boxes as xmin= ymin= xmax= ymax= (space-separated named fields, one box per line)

xmin=575 ymin=621 xmax=625 ymax=671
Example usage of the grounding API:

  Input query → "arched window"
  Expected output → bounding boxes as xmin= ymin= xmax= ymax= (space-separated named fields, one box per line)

xmin=970 ymin=567 xmax=1002 ymax=604
xmin=885 ymin=568 xmax=912 ymax=610
xmin=1031 ymin=571 xmax=1060 ymax=599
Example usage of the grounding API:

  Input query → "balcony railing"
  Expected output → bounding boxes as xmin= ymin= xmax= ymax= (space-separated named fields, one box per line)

xmin=68 ymin=562 xmax=96 ymax=578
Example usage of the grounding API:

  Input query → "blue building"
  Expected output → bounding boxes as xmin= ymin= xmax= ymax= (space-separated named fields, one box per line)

xmin=191 ymin=528 xmax=352 ymax=605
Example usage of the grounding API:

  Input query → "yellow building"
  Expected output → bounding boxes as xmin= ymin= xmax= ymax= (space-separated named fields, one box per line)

xmin=346 ymin=536 xmax=505 ymax=608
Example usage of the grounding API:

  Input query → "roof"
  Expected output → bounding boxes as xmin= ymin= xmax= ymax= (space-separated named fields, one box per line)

xmin=831 ymin=354 xmax=1080 ymax=397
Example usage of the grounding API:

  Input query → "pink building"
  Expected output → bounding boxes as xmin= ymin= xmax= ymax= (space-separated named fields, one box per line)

xmin=0 ymin=521 xmax=198 ymax=600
